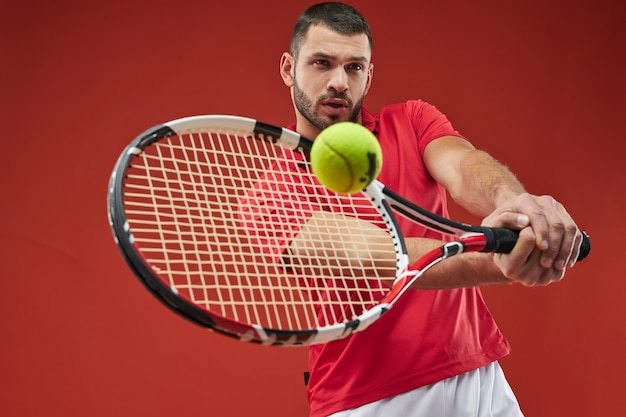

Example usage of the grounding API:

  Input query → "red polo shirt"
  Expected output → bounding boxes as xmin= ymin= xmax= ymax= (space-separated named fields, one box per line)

xmin=302 ymin=101 xmax=511 ymax=417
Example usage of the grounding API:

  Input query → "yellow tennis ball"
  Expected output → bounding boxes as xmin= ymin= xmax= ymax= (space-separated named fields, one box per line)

xmin=311 ymin=122 xmax=382 ymax=194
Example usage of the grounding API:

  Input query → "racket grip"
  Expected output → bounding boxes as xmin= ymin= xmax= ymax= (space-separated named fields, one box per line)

xmin=484 ymin=228 xmax=591 ymax=262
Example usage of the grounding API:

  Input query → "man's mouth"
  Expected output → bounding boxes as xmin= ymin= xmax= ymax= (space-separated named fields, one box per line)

xmin=323 ymin=98 xmax=349 ymax=107
xmin=321 ymin=98 xmax=350 ymax=115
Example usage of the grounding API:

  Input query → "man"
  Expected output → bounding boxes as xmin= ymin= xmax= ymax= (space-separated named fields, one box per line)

xmin=277 ymin=2 xmax=583 ymax=416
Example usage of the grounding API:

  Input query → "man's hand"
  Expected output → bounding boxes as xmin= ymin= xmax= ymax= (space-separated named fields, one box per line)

xmin=481 ymin=193 xmax=583 ymax=286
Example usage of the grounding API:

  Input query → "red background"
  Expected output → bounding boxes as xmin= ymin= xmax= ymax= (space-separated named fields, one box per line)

xmin=2 ymin=0 xmax=624 ymax=416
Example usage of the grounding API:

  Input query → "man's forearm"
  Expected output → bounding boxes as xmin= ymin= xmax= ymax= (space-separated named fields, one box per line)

xmin=404 ymin=237 xmax=513 ymax=289
xmin=451 ymin=149 xmax=526 ymax=217
xmin=285 ymin=212 xmax=511 ymax=290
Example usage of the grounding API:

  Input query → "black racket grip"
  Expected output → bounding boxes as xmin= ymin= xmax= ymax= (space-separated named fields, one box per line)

xmin=483 ymin=228 xmax=591 ymax=262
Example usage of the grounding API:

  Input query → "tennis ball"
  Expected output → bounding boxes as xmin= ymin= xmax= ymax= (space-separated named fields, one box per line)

xmin=311 ymin=122 xmax=382 ymax=194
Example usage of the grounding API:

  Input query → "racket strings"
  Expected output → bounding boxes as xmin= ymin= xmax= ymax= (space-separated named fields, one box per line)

xmin=122 ymin=128 xmax=395 ymax=331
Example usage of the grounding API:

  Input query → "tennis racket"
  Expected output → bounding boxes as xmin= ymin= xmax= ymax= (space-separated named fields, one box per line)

xmin=107 ymin=115 xmax=590 ymax=346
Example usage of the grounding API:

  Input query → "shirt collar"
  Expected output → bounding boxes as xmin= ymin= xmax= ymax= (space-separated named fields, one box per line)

xmin=360 ymin=107 xmax=378 ymax=134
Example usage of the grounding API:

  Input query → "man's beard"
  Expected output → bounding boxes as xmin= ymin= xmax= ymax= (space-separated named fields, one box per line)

xmin=293 ymin=79 xmax=364 ymax=131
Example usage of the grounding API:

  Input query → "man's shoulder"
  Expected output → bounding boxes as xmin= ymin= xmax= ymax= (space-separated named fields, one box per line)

xmin=365 ymin=100 xmax=433 ymax=119
xmin=381 ymin=99 xmax=428 ymax=111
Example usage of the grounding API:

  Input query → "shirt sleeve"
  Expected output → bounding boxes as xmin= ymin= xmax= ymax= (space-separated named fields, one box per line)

xmin=406 ymin=100 xmax=465 ymax=157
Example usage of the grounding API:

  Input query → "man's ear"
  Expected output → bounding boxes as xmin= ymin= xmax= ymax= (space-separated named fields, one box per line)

xmin=280 ymin=52 xmax=295 ymax=87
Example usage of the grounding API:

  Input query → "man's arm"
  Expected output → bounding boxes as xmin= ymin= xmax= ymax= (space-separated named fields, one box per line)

xmin=283 ymin=211 xmax=536 ymax=289
xmin=283 ymin=136 xmax=582 ymax=289
xmin=423 ymin=135 xmax=583 ymax=285
xmin=283 ymin=212 xmax=515 ymax=289
xmin=424 ymin=137 xmax=525 ymax=216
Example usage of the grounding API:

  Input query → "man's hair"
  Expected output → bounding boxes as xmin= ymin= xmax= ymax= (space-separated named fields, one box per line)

xmin=290 ymin=2 xmax=373 ymax=59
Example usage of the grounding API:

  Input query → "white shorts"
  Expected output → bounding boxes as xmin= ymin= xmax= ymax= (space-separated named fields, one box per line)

xmin=329 ymin=361 xmax=524 ymax=417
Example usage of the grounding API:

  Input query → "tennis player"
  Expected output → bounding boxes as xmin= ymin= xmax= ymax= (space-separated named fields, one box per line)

xmin=277 ymin=3 xmax=583 ymax=416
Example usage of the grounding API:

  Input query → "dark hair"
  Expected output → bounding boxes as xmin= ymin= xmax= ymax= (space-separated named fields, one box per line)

xmin=290 ymin=2 xmax=373 ymax=58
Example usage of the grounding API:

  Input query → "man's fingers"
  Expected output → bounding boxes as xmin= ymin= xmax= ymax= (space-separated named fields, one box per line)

xmin=537 ymin=198 xmax=579 ymax=270
xmin=481 ymin=211 xmax=530 ymax=230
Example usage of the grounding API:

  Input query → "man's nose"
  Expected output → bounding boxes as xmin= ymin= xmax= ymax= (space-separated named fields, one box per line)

xmin=327 ymin=67 xmax=349 ymax=92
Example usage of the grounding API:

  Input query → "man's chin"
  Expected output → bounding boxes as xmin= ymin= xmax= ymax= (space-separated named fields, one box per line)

xmin=320 ymin=112 xmax=352 ymax=127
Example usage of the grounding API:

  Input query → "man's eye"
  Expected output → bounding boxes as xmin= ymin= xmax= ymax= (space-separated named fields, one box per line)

xmin=347 ymin=63 xmax=363 ymax=71
xmin=314 ymin=60 xmax=329 ymax=66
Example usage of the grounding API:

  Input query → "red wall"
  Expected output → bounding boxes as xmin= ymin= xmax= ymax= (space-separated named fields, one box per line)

xmin=2 ymin=1 xmax=624 ymax=416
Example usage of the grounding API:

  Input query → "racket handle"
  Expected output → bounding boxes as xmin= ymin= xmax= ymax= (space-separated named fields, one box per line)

xmin=484 ymin=228 xmax=591 ymax=262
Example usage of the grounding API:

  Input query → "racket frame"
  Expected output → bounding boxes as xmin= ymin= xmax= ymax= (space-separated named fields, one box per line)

xmin=108 ymin=115 xmax=589 ymax=346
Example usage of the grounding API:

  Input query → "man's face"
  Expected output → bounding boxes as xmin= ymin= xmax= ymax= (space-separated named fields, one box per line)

xmin=281 ymin=24 xmax=373 ymax=136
